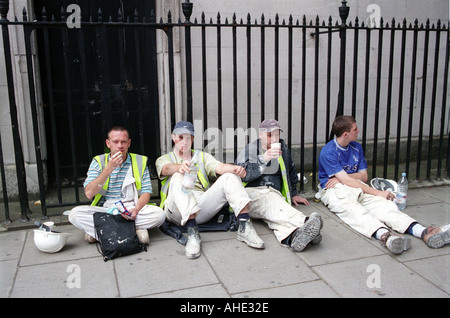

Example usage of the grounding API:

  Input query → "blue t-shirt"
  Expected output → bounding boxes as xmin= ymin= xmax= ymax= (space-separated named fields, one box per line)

xmin=318 ymin=139 xmax=368 ymax=188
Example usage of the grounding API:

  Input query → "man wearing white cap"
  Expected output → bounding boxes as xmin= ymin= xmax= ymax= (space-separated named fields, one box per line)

xmin=156 ymin=121 xmax=265 ymax=259
xmin=235 ymin=119 xmax=323 ymax=252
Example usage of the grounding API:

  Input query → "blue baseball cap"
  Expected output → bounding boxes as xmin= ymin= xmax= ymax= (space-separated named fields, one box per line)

xmin=172 ymin=121 xmax=195 ymax=136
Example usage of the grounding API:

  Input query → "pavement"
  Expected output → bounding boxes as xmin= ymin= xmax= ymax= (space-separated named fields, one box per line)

xmin=0 ymin=185 xmax=449 ymax=299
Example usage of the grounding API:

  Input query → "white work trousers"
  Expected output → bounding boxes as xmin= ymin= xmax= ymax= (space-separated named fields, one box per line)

xmin=164 ymin=172 xmax=252 ymax=226
xmin=321 ymin=183 xmax=416 ymax=238
xmin=245 ymin=187 xmax=307 ymax=243
xmin=69 ymin=204 xmax=166 ymax=239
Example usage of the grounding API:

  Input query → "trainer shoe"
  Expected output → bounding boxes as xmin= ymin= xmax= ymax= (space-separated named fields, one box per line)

xmin=136 ymin=229 xmax=150 ymax=245
xmin=186 ymin=227 xmax=201 ymax=259
xmin=422 ymin=224 xmax=450 ymax=248
xmin=291 ymin=216 xmax=321 ymax=252
xmin=380 ymin=232 xmax=411 ymax=254
xmin=237 ymin=219 xmax=265 ymax=249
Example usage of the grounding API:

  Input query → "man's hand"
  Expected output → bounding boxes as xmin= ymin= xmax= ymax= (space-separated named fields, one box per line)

xmin=325 ymin=176 xmax=341 ymax=189
xmin=232 ymin=165 xmax=247 ymax=178
xmin=292 ymin=195 xmax=310 ymax=206
xmin=108 ymin=151 xmax=124 ymax=170
xmin=121 ymin=207 xmax=137 ymax=220
xmin=263 ymin=148 xmax=282 ymax=162
xmin=178 ymin=161 xmax=192 ymax=174
xmin=377 ymin=190 xmax=395 ymax=201
xmin=215 ymin=163 xmax=247 ymax=177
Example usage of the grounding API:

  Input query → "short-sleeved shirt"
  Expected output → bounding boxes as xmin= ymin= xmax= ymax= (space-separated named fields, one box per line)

xmin=155 ymin=150 xmax=221 ymax=191
xmin=318 ymin=139 xmax=368 ymax=188
xmin=84 ymin=153 xmax=152 ymax=204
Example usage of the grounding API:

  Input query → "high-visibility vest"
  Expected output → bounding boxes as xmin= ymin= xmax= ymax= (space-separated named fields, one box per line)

xmin=90 ymin=153 xmax=148 ymax=206
xmin=159 ymin=150 xmax=209 ymax=209
xmin=243 ymin=154 xmax=292 ymax=205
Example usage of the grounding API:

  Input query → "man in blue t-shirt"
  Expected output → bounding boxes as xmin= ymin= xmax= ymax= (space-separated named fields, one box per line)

xmin=319 ymin=116 xmax=449 ymax=254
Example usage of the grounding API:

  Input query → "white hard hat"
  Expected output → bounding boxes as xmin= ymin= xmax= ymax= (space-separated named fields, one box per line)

xmin=370 ymin=178 xmax=398 ymax=193
xmin=33 ymin=229 xmax=71 ymax=253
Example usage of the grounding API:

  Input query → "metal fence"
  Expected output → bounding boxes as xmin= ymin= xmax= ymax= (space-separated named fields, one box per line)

xmin=0 ymin=0 xmax=449 ymax=222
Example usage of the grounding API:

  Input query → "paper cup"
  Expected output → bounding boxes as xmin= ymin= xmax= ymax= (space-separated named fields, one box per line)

xmin=271 ymin=142 xmax=281 ymax=150
xmin=271 ymin=142 xmax=281 ymax=157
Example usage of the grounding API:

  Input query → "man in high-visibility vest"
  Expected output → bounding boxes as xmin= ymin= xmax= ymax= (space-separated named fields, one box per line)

xmin=68 ymin=126 xmax=165 ymax=245
xmin=156 ymin=121 xmax=264 ymax=260
xmin=235 ymin=119 xmax=323 ymax=252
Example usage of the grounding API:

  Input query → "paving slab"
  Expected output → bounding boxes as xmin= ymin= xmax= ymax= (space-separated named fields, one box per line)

xmin=231 ymin=280 xmax=340 ymax=298
xmin=404 ymin=254 xmax=450 ymax=294
xmin=146 ymin=284 xmax=230 ymax=298
xmin=313 ymin=254 xmax=449 ymax=298
xmin=202 ymin=232 xmax=318 ymax=295
xmin=295 ymin=217 xmax=385 ymax=266
xmin=1 ymin=186 xmax=448 ymax=299
xmin=114 ymin=239 xmax=220 ymax=298
xmin=10 ymin=257 xmax=118 ymax=298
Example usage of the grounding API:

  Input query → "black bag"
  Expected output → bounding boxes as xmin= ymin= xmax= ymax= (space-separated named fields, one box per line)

xmin=93 ymin=212 xmax=146 ymax=262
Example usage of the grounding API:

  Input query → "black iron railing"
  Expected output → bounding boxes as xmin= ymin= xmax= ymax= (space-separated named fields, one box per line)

xmin=0 ymin=0 xmax=448 ymax=223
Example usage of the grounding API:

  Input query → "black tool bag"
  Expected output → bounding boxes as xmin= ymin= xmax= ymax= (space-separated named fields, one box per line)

xmin=93 ymin=212 xmax=146 ymax=262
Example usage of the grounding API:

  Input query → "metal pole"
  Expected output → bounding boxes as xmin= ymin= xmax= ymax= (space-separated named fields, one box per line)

xmin=182 ymin=0 xmax=193 ymax=123
xmin=0 ymin=0 xmax=32 ymax=221
xmin=330 ymin=0 xmax=349 ymax=140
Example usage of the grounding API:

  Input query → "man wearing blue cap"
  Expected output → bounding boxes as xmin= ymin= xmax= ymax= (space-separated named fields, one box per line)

xmin=155 ymin=121 xmax=264 ymax=259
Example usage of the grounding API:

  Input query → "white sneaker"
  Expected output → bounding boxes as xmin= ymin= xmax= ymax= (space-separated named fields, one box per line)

xmin=380 ymin=232 xmax=411 ymax=254
xmin=186 ymin=227 xmax=201 ymax=259
xmin=136 ymin=229 xmax=150 ymax=245
xmin=237 ymin=219 xmax=265 ymax=249
xmin=422 ymin=224 xmax=450 ymax=248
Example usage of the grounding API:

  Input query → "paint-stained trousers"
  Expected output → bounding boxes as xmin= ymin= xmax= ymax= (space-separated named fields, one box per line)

xmin=245 ymin=187 xmax=308 ymax=243
xmin=321 ymin=183 xmax=416 ymax=238
xmin=164 ymin=172 xmax=252 ymax=226
xmin=69 ymin=204 xmax=165 ymax=238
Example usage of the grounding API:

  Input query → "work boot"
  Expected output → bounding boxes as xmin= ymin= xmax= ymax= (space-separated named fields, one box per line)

xmin=186 ymin=227 xmax=201 ymax=259
xmin=422 ymin=224 xmax=450 ymax=248
xmin=237 ymin=219 xmax=265 ymax=249
xmin=309 ymin=212 xmax=323 ymax=245
xmin=291 ymin=216 xmax=321 ymax=252
xmin=379 ymin=232 xmax=411 ymax=254
xmin=136 ymin=229 xmax=150 ymax=245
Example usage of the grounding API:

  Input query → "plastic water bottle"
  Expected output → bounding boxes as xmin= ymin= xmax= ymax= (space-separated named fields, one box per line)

xmin=395 ymin=172 xmax=408 ymax=210
xmin=182 ymin=151 xmax=199 ymax=192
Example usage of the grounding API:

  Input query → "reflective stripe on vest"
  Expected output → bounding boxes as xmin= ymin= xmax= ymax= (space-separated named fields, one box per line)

xmin=90 ymin=153 xmax=148 ymax=206
xmin=159 ymin=150 xmax=209 ymax=209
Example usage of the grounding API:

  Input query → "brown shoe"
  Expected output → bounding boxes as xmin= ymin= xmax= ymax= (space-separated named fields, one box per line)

xmin=84 ymin=233 xmax=97 ymax=243
xmin=422 ymin=225 xmax=450 ymax=248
